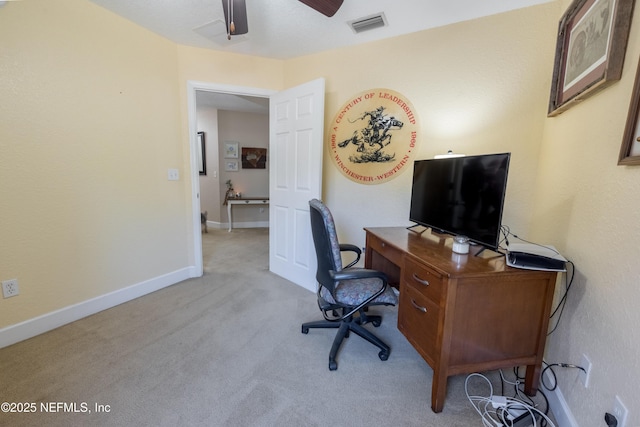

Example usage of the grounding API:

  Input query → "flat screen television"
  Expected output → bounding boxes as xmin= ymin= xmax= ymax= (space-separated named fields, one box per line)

xmin=409 ymin=153 xmax=511 ymax=250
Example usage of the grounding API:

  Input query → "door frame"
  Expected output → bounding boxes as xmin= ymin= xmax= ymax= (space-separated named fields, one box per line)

xmin=186 ymin=81 xmax=276 ymax=277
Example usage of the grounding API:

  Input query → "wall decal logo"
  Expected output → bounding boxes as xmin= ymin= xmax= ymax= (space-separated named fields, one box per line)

xmin=329 ymin=88 xmax=419 ymax=184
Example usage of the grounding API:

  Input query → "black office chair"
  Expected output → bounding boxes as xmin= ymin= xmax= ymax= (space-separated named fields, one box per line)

xmin=302 ymin=199 xmax=398 ymax=370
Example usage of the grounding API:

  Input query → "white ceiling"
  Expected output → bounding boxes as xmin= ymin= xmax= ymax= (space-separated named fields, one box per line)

xmin=88 ymin=0 xmax=552 ymax=112
xmin=89 ymin=0 xmax=552 ymax=60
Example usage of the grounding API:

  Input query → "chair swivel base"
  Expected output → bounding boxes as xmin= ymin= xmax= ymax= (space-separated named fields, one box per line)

xmin=301 ymin=315 xmax=390 ymax=370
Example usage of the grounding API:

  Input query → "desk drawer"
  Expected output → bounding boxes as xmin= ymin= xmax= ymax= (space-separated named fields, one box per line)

xmin=398 ymin=282 xmax=440 ymax=365
xmin=403 ymin=257 xmax=444 ymax=304
xmin=367 ymin=233 xmax=403 ymax=266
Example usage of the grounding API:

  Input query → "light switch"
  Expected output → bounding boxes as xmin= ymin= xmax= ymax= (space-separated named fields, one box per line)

xmin=168 ymin=168 xmax=179 ymax=181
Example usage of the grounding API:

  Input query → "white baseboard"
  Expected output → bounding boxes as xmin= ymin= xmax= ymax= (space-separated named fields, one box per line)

xmin=230 ymin=221 xmax=269 ymax=229
xmin=0 ymin=267 xmax=193 ymax=349
xmin=206 ymin=220 xmax=268 ymax=229
xmin=543 ymin=368 xmax=579 ymax=427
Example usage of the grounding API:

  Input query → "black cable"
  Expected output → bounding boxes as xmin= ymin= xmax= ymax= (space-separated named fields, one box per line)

xmin=549 ymin=260 xmax=575 ymax=319
xmin=541 ymin=361 xmax=559 ymax=391
xmin=541 ymin=361 xmax=586 ymax=392
xmin=547 ymin=260 xmax=575 ymax=335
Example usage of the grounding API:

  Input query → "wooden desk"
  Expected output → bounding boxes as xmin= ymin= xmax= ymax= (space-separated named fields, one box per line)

xmin=364 ymin=227 xmax=558 ymax=413
xmin=226 ymin=198 xmax=269 ymax=232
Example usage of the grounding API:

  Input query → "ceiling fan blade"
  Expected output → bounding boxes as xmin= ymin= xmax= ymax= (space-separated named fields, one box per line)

xmin=222 ymin=0 xmax=248 ymax=35
xmin=298 ymin=0 xmax=344 ymax=17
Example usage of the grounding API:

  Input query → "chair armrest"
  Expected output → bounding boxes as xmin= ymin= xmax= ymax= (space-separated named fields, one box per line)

xmin=330 ymin=268 xmax=387 ymax=283
xmin=339 ymin=243 xmax=361 ymax=268
xmin=339 ymin=243 xmax=361 ymax=254
xmin=327 ymin=268 xmax=389 ymax=321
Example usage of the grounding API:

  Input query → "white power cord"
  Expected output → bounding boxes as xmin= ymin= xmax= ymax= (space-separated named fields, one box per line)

xmin=465 ymin=373 xmax=556 ymax=427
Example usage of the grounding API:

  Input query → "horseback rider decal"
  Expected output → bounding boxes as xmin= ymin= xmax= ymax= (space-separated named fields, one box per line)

xmin=337 ymin=106 xmax=403 ymax=163
xmin=329 ymin=89 xmax=419 ymax=184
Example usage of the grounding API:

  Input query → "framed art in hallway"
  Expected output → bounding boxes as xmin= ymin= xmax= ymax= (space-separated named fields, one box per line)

xmin=224 ymin=141 xmax=239 ymax=159
xmin=225 ymin=160 xmax=239 ymax=172
xmin=197 ymin=132 xmax=206 ymax=175
xmin=548 ymin=0 xmax=634 ymax=116
xmin=241 ymin=147 xmax=267 ymax=169
xmin=618 ymin=57 xmax=640 ymax=165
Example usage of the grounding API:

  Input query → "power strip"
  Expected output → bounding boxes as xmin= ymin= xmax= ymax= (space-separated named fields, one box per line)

xmin=502 ymin=407 xmax=540 ymax=427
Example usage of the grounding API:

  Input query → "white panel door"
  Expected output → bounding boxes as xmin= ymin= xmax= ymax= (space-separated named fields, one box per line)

xmin=269 ymin=78 xmax=325 ymax=292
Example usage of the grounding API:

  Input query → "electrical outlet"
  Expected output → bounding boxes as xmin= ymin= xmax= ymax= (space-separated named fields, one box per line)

xmin=579 ymin=354 xmax=592 ymax=387
xmin=612 ymin=395 xmax=628 ymax=427
xmin=167 ymin=168 xmax=179 ymax=181
xmin=2 ymin=279 xmax=19 ymax=298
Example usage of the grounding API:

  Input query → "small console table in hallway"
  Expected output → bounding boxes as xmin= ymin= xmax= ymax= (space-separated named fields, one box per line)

xmin=226 ymin=198 xmax=269 ymax=232
xmin=363 ymin=227 xmax=558 ymax=413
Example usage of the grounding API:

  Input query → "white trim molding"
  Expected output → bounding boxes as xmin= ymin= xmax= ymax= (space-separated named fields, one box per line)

xmin=542 ymin=368 xmax=580 ymax=427
xmin=0 ymin=268 xmax=192 ymax=349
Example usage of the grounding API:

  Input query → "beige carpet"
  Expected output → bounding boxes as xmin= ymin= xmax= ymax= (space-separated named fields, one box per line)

xmin=0 ymin=228 xmax=553 ymax=426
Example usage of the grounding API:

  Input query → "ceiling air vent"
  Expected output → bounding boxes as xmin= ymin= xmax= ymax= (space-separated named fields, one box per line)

xmin=348 ymin=12 xmax=386 ymax=34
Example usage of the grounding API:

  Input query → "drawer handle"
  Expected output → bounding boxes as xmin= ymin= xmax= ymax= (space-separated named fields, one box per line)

xmin=410 ymin=299 xmax=427 ymax=313
xmin=412 ymin=273 xmax=430 ymax=287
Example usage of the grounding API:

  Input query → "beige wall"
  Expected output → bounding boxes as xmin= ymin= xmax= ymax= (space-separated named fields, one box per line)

xmin=2 ymin=0 xmax=640 ymax=424
xmin=534 ymin=1 xmax=640 ymax=425
xmin=0 ymin=1 xmax=285 ymax=331
xmin=0 ymin=0 xmax=188 ymax=327
xmin=284 ymin=4 xmax=559 ymax=248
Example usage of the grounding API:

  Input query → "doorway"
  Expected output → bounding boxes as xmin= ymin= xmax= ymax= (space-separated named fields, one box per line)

xmin=187 ymin=79 xmax=325 ymax=291
xmin=186 ymin=82 xmax=276 ymax=278
xmin=196 ymin=92 xmax=270 ymax=230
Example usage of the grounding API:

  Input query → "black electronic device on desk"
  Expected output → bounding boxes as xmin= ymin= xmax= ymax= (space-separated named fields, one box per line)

xmin=408 ymin=153 xmax=511 ymax=252
xmin=506 ymin=243 xmax=567 ymax=272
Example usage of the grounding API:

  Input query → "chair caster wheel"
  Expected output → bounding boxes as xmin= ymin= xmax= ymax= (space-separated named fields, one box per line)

xmin=378 ymin=351 xmax=389 ymax=361
xmin=301 ymin=326 xmax=309 ymax=334
xmin=329 ymin=360 xmax=337 ymax=371
xmin=372 ymin=319 xmax=381 ymax=327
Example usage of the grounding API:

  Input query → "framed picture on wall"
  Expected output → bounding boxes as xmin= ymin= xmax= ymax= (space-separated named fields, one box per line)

xmin=197 ymin=132 xmax=206 ymax=175
xmin=224 ymin=141 xmax=239 ymax=159
xmin=225 ymin=160 xmax=239 ymax=172
xmin=241 ymin=147 xmax=267 ymax=169
xmin=548 ymin=0 xmax=634 ymax=116
xmin=619 ymin=57 xmax=640 ymax=165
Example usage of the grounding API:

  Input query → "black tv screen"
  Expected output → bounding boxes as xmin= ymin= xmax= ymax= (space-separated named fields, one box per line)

xmin=409 ymin=153 xmax=511 ymax=250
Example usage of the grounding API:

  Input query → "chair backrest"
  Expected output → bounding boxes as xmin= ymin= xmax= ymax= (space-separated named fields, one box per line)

xmin=309 ymin=199 xmax=343 ymax=292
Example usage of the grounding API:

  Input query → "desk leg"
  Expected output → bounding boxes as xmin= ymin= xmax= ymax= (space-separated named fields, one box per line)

xmin=227 ymin=203 xmax=232 ymax=232
xmin=430 ymin=365 xmax=447 ymax=413
xmin=524 ymin=364 xmax=541 ymax=396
